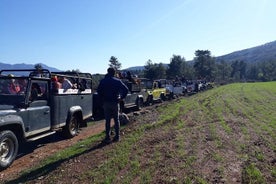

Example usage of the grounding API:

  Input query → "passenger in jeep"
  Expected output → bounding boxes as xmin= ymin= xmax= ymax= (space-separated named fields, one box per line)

xmin=51 ymin=75 xmax=62 ymax=92
xmin=8 ymin=78 xmax=21 ymax=94
xmin=59 ymin=76 xmax=73 ymax=90
xmin=29 ymin=83 xmax=41 ymax=101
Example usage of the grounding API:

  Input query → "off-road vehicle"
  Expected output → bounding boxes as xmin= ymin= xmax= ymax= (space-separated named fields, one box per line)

xmin=0 ymin=69 xmax=93 ymax=170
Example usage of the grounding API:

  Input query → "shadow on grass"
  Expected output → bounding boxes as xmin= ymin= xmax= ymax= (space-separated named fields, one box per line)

xmin=5 ymin=140 xmax=109 ymax=184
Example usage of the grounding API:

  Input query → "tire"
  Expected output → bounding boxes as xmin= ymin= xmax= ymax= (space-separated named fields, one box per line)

xmin=160 ymin=93 xmax=166 ymax=101
xmin=62 ymin=115 xmax=80 ymax=138
xmin=135 ymin=98 xmax=143 ymax=111
xmin=168 ymin=92 xmax=174 ymax=100
xmin=0 ymin=130 xmax=18 ymax=171
xmin=146 ymin=95 xmax=153 ymax=105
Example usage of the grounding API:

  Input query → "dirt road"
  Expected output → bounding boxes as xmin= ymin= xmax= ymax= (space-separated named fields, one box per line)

xmin=0 ymin=118 xmax=107 ymax=181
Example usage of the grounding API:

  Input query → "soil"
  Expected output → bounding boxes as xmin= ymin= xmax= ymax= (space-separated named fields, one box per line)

xmin=0 ymin=105 xmax=151 ymax=183
xmin=0 ymin=117 xmax=107 ymax=182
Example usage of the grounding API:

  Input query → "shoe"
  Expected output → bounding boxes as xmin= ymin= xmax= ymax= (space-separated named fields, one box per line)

xmin=113 ymin=136 xmax=120 ymax=142
xmin=102 ymin=137 xmax=111 ymax=144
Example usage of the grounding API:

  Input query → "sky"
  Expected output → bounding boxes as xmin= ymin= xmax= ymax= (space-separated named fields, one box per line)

xmin=0 ymin=0 xmax=275 ymax=74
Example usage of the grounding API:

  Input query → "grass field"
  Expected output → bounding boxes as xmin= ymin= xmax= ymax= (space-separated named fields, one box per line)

xmin=5 ymin=82 xmax=276 ymax=184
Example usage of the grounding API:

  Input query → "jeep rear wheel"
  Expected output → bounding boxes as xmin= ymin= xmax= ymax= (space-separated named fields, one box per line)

xmin=62 ymin=115 xmax=80 ymax=138
xmin=0 ymin=130 xmax=18 ymax=171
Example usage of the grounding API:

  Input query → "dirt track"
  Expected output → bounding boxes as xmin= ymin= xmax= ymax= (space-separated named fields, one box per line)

xmin=0 ymin=118 xmax=107 ymax=182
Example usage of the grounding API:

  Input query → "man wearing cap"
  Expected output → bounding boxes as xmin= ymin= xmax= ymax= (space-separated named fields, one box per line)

xmin=97 ymin=67 xmax=129 ymax=143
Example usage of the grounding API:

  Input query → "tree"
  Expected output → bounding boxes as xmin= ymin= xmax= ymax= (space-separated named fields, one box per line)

xmin=193 ymin=50 xmax=216 ymax=80
xmin=156 ymin=63 xmax=166 ymax=79
xmin=216 ymin=60 xmax=231 ymax=82
xmin=167 ymin=55 xmax=185 ymax=79
xmin=230 ymin=60 xmax=247 ymax=81
xmin=247 ymin=64 xmax=259 ymax=81
xmin=258 ymin=60 xmax=276 ymax=81
xmin=109 ymin=56 xmax=121 ymax=71
xmin=239 ymin=61 xmax=247 ymax=80
xmin=144 ymin=60 xmax=166 ymax=80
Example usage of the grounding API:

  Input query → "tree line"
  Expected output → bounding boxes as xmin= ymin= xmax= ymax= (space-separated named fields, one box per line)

xmin=109 ymin=50 xmax=276 ymax=84
xmin=34 ymin=50 xmax=276 ymax=90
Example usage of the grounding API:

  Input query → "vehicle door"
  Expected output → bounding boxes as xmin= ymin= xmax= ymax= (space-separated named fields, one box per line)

xmin=26 ymin=80 xmax=51 ymax=133
xmin=124 ymin=82 xmax=139 ymax=106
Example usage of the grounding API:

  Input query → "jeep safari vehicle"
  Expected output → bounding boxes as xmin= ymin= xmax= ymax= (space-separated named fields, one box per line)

xmin=0 ymin=69 xmax=93 ymax=170
xmin=146 ymin=79 xmax=174 ymax=103
xmin=120 ymin=78 xmax=149 ymax=111
xmin=157 ymin=79 xmax=186 ymax=97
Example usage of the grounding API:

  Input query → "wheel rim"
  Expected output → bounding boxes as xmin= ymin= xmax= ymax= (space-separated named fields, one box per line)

xmin=70 ymin=117 xmax=78 ymax=135
xmin=0 ymin=138 xmax=14 ymax=163
xmin=139 ymin=99 xmax=143 ymax=107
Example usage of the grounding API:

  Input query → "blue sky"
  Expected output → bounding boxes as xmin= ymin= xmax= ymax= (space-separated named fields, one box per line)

xmin=1 ymin=0 xmax=275 ymax=74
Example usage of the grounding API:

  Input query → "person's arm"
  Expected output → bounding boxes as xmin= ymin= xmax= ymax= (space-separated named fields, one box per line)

xmin=119 ymin=81 xmax=129 ymax=99
xmin=97 ymin=81 xmax=104 ymax=98
xmin=67 ymin=79 xmax=73 ymax=88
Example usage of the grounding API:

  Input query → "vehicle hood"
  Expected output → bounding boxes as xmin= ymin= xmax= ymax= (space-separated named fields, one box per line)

xmin=0 ymin=105 xmax=16 ymax=116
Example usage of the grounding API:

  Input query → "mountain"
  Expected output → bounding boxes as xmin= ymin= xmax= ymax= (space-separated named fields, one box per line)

xmin=1 ymin=40 xmax=276 ymax=73
xmin=216 ymin=40 xmax=276 ymax=63
xmin=0 ymin=63 xmax=61 ymax=72
xmin=125 ymin=40 xmax=276 ymax=71
xmin=124 ymin=66 xmax=145 ymax=71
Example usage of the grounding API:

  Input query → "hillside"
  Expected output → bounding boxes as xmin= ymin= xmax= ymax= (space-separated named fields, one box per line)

xmin=125 ymin=40 xmax=276 ymax=71
xmin=216 ymin=40 xmax=276 ymax=63
xmin=3 ymin=82 xmax=276 ymax=183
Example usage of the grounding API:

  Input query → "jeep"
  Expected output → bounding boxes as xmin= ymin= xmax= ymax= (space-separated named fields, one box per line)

xmin=0 ymin=69 xmax=93 ymax=170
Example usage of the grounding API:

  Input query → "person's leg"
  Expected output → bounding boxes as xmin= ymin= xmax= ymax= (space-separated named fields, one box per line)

xmin=112 ymin=103 xmax=120 ymax=141
xmin=103 ymin=102 xmax=112 ymax=141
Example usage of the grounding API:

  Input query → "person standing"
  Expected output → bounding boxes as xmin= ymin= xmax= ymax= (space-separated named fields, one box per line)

xmin=97 ymin=67 xmax=129 ymax=143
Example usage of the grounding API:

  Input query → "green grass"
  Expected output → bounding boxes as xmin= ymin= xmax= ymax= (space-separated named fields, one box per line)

xmin=4 ymin=81 xmax=276 ymax=184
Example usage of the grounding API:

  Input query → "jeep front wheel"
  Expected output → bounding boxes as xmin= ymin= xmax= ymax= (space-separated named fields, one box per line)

xmin=62 ymin=115 xmax=80 ymax=138
xmin=0 ymin=130 xmax=18 ymax=171
xmin=160 ymin=93 xmax=166 ymax=101
xmin=135 ymin=98 xmax=143 ymax=111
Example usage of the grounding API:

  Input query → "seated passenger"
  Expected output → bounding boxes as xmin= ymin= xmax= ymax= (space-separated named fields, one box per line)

xmin=29 ymin=83 xmax=41 ymax=101
xmin=51 ymin=76 xmax=62 ymax=92
xmin=58 ymin=76 xmax=73 ymax=90
xmin=79 ymin=79 xmax=88 ymax=90
xmin=18 ymin=79 xmax=27 ymax=94
xmin=8 ymin=78 xmax=21 ymax=94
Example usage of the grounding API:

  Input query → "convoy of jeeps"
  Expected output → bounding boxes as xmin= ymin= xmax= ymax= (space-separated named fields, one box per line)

xmin=0 ymin=69 xmax=213 ymax=170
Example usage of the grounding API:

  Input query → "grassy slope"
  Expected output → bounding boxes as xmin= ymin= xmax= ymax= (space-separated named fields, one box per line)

xmin=6 ymin=82 xmax=276 ymax=184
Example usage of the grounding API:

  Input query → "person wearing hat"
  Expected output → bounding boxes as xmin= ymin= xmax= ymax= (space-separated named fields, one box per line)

xmin=7 ymin=74 xmax=21 ymax=94
xmin=97 ymin=67 xmax=129 ymax=143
